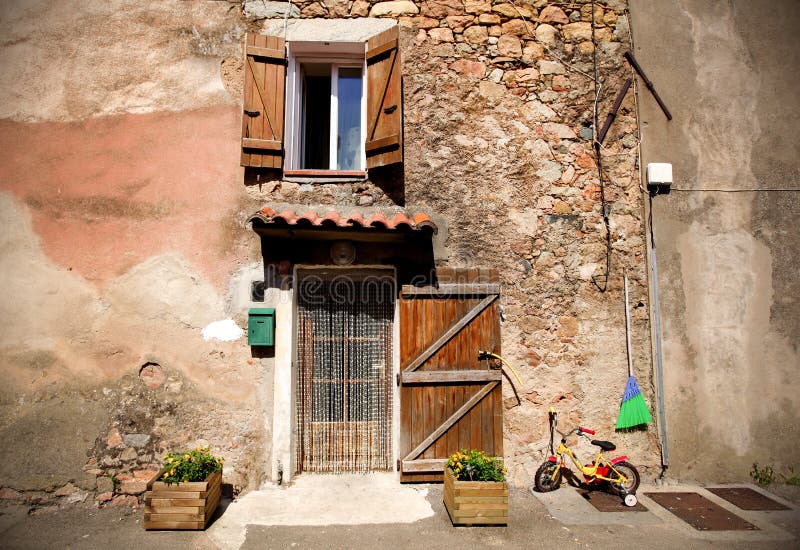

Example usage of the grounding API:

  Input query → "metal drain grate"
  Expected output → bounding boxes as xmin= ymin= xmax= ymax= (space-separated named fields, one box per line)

xmin=707 ymin=487 xmax=790 ymax=511
xmin=578 ymin=489 xmax=648 ymax=512
xmin=645 ymin=492 xmax=759 ymax=531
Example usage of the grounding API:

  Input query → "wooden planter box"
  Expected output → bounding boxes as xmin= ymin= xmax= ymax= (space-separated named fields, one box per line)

xmin=443 ymin=467 xmax=508 ymax=526
xmin=144 ymin=469 xmax=221 ymax=530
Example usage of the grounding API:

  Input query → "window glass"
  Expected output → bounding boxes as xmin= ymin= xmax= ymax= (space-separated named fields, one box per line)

xmin=336 ymin=67 xmax=363 ymax=171
xmin=302 ymin=64 xmax=331 ymax=169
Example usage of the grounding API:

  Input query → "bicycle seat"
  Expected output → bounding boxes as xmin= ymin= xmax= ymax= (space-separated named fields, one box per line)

xmin=591 ymin=439 xmax=616 ymax=452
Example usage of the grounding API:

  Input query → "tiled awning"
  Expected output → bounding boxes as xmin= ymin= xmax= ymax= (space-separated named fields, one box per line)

xmin=248 ymin=207 xmax=438 ymax=234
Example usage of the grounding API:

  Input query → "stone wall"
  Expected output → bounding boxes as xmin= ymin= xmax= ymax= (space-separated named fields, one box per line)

xmin=0 ymin=0 xmax=660 ymax=510
xmin=244 ymin=0 xmax=659 ymax=485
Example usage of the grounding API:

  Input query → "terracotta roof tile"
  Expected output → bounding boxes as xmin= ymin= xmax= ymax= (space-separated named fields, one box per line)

xmin=249 ymin=207 xmax=437 ymax=234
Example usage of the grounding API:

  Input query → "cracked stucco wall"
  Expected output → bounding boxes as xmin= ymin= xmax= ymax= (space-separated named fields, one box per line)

xmin=630 ymin=0 xmax=800 ymax=481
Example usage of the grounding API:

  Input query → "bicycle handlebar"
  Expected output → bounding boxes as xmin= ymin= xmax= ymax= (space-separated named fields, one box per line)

xmin=558 ymin=426 xmax=596 ymax=439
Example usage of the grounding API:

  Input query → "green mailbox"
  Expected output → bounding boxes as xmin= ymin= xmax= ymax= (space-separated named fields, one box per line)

xmin=248 ymin=308 xmax=275 ymax=346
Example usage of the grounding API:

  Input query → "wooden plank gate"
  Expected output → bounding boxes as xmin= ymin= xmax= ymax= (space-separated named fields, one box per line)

xmin=399 ymin=268 xmax=502 ymax=482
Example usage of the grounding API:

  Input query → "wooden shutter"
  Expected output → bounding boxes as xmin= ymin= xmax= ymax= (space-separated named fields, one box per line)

xmin=399 ymin=269 xmax=503 ymax=482
xmin=365 ymin=26 xmax=403 ymax=169
xmin=241 ymin=34 xmax=285 ymax=169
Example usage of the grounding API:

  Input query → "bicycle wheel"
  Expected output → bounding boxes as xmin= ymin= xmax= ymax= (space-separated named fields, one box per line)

xmin=534 ymin=461 xmax=562 ymax=492
xmin=608 ymin=461 xmax=640 ymax=495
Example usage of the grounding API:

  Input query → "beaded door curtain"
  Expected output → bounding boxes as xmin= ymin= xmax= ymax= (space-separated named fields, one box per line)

xmin=296 ymin=271 xmax=394 ymax=473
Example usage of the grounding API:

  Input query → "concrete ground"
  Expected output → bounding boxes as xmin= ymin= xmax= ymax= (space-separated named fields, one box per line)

xmin=1 ymin=475 xmax=797 ymax=549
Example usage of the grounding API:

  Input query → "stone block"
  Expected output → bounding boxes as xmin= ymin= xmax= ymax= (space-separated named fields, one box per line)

xmin=478 ymin=81 xmax=506 ymax=100
xmin=497 ymin=35 xmax=522 ymax=57
xmin=119 ymin=479 xmax=147 ymax=495
xmin=446 ymin=15 xmax=475 ymax=32
xmin=244 ymin=0 xmax=301 ymax=19
xmin=108 ymin=495 xmax=139 ymax=507
xmin=581 ymin=4 xmax=604 ymax=23
xmin=562 ymin=22 xmax=592 ymax=42
xmin=501 ymin=19 xmax=529 ymax=36
xmin=522 ymin=41 xmax=545 ymax=62
xmin=350 ymin=0 xmax=370 ymax=17
xmin=535 ymin=23 xmax=557 ymax=45
xmin=538 ymin=6 xmax=569 ymax=25
xmin=133 ymin=469 xmax=159 ymax=481
xmin=120 ymin=447 xmax=138 ymax=461
xmin=538 ymin=60 xmax=565 ymax=75
xmin=122 ymin=433 xmax=150 ymax=448
xmin=462 ymin=25 xmax=489 ymax=44
xmin=421 ymin=0 xmax=463 ymax=18
xmin=492 ymin=4 xmax=534 ymax=19
xmin=449 ymin=59 xmax=486 ymax=77
xmin=96 ymin=476 xmax=114 ymax=494
xmin=478 ymin=13 xmax=500 ymax=25
xmin=106 ymin=428 xmax=123 ymax=449
xmin=369 ymin=1 xmax=420 ymax=17
xmin=415 ymin=16 xmax=440 ymax=29
xmin=96 ymin=491 xmax=113 ymax=503
xmin=429 ymin=28 xmax=454 ymax=43
xmin=464 ymin=0 xmax=491 ymax=15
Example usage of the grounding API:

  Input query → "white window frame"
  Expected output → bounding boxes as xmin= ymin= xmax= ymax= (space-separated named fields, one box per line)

xmin=285 ymin=41 xmax=367 ymax=172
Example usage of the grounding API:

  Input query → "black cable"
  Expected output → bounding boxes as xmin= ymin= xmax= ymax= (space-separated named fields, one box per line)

xmin=590 ymin=0 xmax=610 ymax=293
xmin=670 ymin=188 xmax=799 ymax=193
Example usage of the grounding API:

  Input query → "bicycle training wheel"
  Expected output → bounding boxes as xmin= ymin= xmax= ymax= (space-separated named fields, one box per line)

xmin=608 ymin=461 xmax=640 ymax=495
xmin=534 ymin=461 xmax=562 ymax=492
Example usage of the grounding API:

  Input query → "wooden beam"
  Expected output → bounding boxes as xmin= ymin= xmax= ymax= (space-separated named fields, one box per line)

xmin=365 ymin=133 xmax=400 ymax=153
xmin=401 ymin=370 xmax=501 ymax=385
xmin=403 ymin=381 xmax=498 ymax=462
xmin=401 ymin=459 xmax=447 ymax=473
xmin=283 ymin=169 xmax=366 ymax=177
xmin=246 ymin=45 xmax=285 ymax=60
xmin=242 ymin=138 xmax=282 ymax=151
xmin=403 ymin=294 xmax=497 ymax=372
xmin=366 ymin=38 xmax=398 ymax=61
xmin=401 ymin=284 xmax=501 ymax=297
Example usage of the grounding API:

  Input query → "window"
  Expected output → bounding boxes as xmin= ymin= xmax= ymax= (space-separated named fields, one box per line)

xmin=241 ymin=27 xmax=403 ymax=174
xmin=285 ymin=42 xmax=367 ymax=172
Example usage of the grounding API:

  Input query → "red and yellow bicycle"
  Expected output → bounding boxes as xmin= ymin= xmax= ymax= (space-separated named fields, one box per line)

xmin=534 ymin=408 xmax=640 ymax=506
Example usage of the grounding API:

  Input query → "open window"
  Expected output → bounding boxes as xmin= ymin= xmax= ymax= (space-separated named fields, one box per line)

xmin=241 ymin=26 xmax=402 ymax=175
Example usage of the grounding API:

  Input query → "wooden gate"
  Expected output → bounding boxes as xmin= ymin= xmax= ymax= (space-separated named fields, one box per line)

xmin=399 ymin=269 xmax=502 ymax=482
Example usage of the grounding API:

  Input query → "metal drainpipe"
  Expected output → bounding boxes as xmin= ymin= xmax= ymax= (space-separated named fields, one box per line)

xmin=649 ymin=242 xmax=669 ymax=472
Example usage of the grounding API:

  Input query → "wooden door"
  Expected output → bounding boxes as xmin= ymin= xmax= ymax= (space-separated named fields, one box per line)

xmin=399 ymin=269 xmax=502 ymax=482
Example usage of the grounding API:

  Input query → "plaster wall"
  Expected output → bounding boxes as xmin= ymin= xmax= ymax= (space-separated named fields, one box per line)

xmin=630 ymin=0 xmax=800 ymax=481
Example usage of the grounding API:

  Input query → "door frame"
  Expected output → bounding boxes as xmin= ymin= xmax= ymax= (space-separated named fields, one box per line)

xmin=292 ymin=265 xmax=398 ymax=474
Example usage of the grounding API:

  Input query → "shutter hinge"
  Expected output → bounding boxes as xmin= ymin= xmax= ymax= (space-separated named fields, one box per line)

xmin=396 ymin=459 xmax=401 ymax=472
xmin=383 ymin=104 xmax=397 ymax=115
xmin=396 ymin=373 xmax=401 ymax=386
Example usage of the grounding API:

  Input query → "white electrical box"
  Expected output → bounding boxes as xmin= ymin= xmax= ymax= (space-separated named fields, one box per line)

xmin=646 ymin=163 xmax=672 ymax=195
xmin=647 ymin=163 xmax=672 ymax=184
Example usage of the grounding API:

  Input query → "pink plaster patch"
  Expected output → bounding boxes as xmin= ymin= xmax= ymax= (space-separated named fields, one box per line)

xmin=0 ymin=106 xmax=244 ymax=289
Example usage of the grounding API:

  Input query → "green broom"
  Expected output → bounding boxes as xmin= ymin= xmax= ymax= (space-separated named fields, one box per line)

xmin=616 ymin=274 xmax=653 ymax=430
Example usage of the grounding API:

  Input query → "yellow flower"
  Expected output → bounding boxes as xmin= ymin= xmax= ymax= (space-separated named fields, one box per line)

xmin=162 ymin=473 xmax=168 ymax=478
xmin=183 ymin=454 xmax=190 ymax=460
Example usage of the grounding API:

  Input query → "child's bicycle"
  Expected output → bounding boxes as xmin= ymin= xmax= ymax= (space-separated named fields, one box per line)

xmin=534 ymin=408 xmax=640 ymax=506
